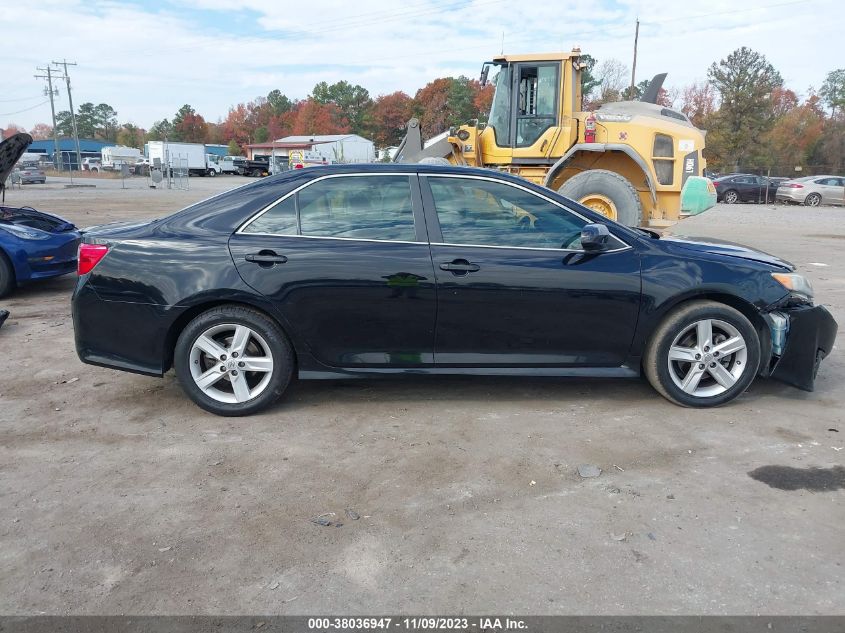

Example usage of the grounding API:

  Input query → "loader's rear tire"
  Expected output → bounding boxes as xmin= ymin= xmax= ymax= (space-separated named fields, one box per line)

xmin=558 ymin=169 xmax=643 ymax=227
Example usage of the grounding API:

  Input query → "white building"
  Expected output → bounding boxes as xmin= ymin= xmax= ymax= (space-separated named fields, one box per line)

xmin=276 ymin=134 xmax=375 ymax=164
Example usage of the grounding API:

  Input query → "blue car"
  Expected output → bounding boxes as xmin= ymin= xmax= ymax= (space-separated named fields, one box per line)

xmin=1 ymin=133 xmax=81 ymax=297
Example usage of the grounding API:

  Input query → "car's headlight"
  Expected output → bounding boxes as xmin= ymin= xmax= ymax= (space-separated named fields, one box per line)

xmin=772 ymin=272 xmax=814 ymax=302
xmin=0 ymin=223 xmax=50 ymax=240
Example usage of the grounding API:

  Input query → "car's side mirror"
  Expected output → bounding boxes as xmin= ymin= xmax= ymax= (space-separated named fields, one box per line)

xmin=580 ymin=223 xmax=611 ymax=251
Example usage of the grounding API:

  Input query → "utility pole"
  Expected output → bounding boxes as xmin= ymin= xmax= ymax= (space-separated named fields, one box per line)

xmin=52 ymin=59 xmax=82 ymax=171
xmin=630 ymin=18 xmax=640 ymax=98
xmin=34 ymin=66 xmax=62 ymax=171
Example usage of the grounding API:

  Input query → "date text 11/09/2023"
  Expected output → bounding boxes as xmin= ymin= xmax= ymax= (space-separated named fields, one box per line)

xmin=307 ymin=618 xmax=528 ymax=630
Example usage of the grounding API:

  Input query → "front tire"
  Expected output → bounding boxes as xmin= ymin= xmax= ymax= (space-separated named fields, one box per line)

xmin=0 ymin=251 xmax=15 ymax=298
xmin=174 ymin=305 xmax=294 ymax=416
xmin=643 ymin=301 xmax=760 ymax=407
xmin=207 ymin=169 xmax=217 ymax=177
xmin=557 ymin=169 xmax=643 ymax=227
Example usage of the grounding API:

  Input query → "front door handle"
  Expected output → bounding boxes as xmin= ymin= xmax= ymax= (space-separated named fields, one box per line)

xmin=440 ymin=259 xmax=480 ymax=274
xmin=245 ymin=251 xmax=288 ymax=266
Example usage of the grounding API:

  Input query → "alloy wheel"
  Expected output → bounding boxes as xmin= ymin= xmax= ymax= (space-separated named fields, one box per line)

xmin=667 ymin=318 xmax=748 ymax=398
xmin=805 ymin=194 xmax=821 ymax=207
xmin=724 ymin=191 xmax=738 ymax=204
xmin=189 ymin=323 xmax=274 ymax=404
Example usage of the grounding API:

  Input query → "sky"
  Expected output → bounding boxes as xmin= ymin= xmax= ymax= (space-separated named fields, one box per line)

xmin=1 ymin=0 xmax=840 ymax=131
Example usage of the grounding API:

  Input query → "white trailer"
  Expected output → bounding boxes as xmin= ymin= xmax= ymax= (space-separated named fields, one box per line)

xmin=147 ymin=141 xmax=221 ymax=177
xmin=99 ymin=146 xmax=142 ymax=171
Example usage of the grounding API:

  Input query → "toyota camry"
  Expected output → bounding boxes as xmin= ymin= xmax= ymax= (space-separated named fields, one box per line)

xmin=72 ymin=164 xmax=837 ymax=416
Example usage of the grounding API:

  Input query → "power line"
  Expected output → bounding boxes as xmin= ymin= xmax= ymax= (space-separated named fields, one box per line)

xmin=0 ymin=95 xmax=44 ymax=104
xmin=0 ymin=100 xmax=49 ymax=116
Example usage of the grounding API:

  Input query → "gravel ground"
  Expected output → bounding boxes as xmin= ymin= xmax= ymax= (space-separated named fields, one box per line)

xmin=0 ymin=177 xmax=843 ymax=615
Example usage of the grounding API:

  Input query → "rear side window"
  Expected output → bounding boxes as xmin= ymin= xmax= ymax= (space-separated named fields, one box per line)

xmin=242 ymin=175 xmax=416 ymax=241
xmin=298 ymin=175 xmax=415 ymax=241
xmin=242 ymin=196 xmax=297 ymax=235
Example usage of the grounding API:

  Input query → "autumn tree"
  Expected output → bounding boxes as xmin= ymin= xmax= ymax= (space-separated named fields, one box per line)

xmin=763 ymin=94 xmax=825 ymax=169
xmin=29 ymin=123 xmax=53 ymax=140
xmin=413 ymin=76 xmax=482 ymax=138
xmin=680 ymin=82 xmax=717 ymax=129
xmin=116 ymin=123 xmax=145 ymax=148
xmin=290 ymin=99 xmax=351 ymax=136
xmin=706 ymin=47 xmax=783 ymax=169
xmin=370 ymin=91 xmax=413 ymax=147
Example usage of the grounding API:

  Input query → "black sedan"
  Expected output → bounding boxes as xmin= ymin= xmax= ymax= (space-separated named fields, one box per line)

xmin=713 ymin=174 xmax=780 ymax=204
xmin=72 ymin=164 xmax=837 ymax=416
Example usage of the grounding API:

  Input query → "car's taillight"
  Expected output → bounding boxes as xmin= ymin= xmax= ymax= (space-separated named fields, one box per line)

xmin=78 ymin=243 xmax=109 ymax=275
xmin=785 ymin=183 xmax=804 ymax=189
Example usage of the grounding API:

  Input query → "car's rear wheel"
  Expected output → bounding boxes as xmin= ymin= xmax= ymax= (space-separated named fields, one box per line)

xmin=0 ymin=251 xmax=15 ymax=298
xmin=644 ymin=301 xmax=760 ymax=407
xmin=174 ymin=305 xmax=294 ymax=416
xmin=804 ymin=193 xmax=822 ymax=207
xmin=723 ymin=190 xmax=739 ymax=204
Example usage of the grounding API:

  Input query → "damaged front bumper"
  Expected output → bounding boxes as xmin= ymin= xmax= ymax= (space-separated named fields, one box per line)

xmin=761 ymin=303 xmax=838 ymax=391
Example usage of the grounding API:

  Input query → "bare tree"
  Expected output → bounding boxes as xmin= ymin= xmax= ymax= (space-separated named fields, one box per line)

xmin=597 ymin=59 xmax=629 ymax=104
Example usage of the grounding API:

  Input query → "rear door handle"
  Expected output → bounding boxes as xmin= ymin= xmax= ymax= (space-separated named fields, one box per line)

xmin=439 ymin=260 xmax=480 ymax=273
xmin=245 ymin=251 xmax=288 ymax=265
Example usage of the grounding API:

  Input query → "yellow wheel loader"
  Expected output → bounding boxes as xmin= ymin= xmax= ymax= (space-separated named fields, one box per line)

xmin=394 ymin=49 xmax=716 ymax=227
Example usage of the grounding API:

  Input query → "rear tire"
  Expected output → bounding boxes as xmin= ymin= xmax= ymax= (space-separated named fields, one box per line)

xmin=0 ymin=251 xmax=15 ymax=298
xmin=557 ymin=169 xmax=643 ymax=226
xmin=804 ymin=193 xmax=821 ymax=207
xmin=174 ymin=305 xmax=294 ymax=416
xmin=643 ymin=300 xmax=760 ymax=408
xmin=723 ymin=189 xmax=739 ymax=204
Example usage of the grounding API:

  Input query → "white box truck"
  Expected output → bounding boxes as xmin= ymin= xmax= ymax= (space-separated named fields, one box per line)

xmin=147 ymin=141 xmax=222 ymax=177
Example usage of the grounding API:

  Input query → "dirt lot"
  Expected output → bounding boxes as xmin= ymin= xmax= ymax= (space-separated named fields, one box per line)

xmin=1 ymin=176 xmax=843 ymax=615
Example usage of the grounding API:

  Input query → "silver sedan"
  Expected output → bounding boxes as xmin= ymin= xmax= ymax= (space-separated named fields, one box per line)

xmin=776 ymin=175 xmax=845 ymax=206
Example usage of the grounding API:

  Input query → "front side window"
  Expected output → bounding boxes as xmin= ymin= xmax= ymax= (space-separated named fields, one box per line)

xmin=428 ymin=177 xmax=588 ymax=250
xmin=487 ymin=65 xmax=511 ymax=147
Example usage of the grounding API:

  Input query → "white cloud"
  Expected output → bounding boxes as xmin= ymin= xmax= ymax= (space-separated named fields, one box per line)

xmin=1 ymin=0 xmax=838 ymax=130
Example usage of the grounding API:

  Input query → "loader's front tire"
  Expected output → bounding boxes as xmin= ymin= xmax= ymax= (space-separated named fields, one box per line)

xmin=558 ymin=169 xmax=643 ymax=227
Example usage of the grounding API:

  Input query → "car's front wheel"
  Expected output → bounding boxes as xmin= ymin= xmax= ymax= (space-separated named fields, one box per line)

xmin=174 ymin=305 xmax=294 ymax=416
xmin=644 ymin=301 xmax=760 ymax=407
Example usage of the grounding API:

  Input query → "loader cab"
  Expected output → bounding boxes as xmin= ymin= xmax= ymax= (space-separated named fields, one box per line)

xmin=480 ymin=52 xmax=581 ymax=167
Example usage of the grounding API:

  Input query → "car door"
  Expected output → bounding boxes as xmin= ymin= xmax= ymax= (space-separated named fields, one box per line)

xmin=817 ymin=177 xmax=844 ymax=205
xmin=229 ymin=173 xmax=437 ymax=368
xmin=420 ymin=174 xmax=642 ymax=368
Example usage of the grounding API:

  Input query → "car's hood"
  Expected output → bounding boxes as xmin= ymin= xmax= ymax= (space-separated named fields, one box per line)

xmin=0 ymin=133 xmax=34 ymax=187
xmin=659 ymin=234 xmax=794 ymax=270
xmin=0 ymin=205 xmax=77 ymax=233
